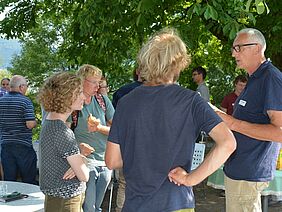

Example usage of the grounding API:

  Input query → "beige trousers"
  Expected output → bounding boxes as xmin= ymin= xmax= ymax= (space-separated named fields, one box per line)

xmin=44 ymin=193 xmax=85 ymax=212
xmin=115 ymin=169 xmax=126 ymax=212
xmin=224 ymin=175 xmax=269 ymax=212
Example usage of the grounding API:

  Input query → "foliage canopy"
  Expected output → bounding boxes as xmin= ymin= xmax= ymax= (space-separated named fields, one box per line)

xmin=1 ymin=0 xmax=281 ymax=104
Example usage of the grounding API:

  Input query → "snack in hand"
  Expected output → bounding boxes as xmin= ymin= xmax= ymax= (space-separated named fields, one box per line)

xmin=88 ymin=114 xmax=100 ymax=126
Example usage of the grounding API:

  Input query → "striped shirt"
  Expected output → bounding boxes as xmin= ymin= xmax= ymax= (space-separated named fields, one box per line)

xmin=0 ymin=91 xmax=35 ymax=147
xmin=0 ymin=87 xmax=8 ymax=97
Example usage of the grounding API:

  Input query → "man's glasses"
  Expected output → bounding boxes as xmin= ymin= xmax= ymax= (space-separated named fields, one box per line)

xmin=99 ymin=86 xmax=108 ymax=89
xmin=85 ymin=79 xmax=101 ymax=85
xmin=231 ymin=43 xmax=258 ymax=53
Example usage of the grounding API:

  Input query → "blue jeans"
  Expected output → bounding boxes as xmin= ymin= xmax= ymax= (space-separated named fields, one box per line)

xmin=1 ymin=143 xmax=37 ymax=184
xmin=83 ymin=166 xmax=112 ymax=212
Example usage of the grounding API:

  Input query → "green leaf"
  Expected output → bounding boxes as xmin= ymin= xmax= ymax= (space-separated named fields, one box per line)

xmin=245 ymin=0 xmax=253 ymax=12
xmin=186 ymin=5 xmax=194 ymax=20
xmin=204 ymin=5 xmax=211 ymax=20
xmin=223 ymin=23 xmax=231 ymax=36
xmin=136 ymin=14 xmax=141 ymax=26
xmin=248 ymin=13 xmax=256 ymax=25
xmin=193 ymin=3 xmax=202 ymax=16
xmin=229 ymin=24 xmax=237 ymax=40
xmin=137 ymin=0 xmax=153 ymax=13
xmin=255 ymin=0 xmax=265 ymax=14
xmin=137 ymin=1 xmax=142 ymax=13
xmin=209 ymin=5 xmax=218 ymax=20
xmin=204 ymin=5 xmax=218 ymax=20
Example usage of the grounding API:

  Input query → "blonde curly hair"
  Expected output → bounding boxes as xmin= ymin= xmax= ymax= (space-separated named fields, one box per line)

xmin=77 ymin=64 xmax=103 ymax=79
xmin=138 ymin=28 xmax=191 ymax=84
xmin=38 ymin=72 xmax=83 ymax=113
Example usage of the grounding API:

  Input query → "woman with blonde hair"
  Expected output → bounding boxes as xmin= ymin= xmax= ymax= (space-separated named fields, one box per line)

xmin=74 ymin=64 xmax=115 ymax=212
xmin=38 ymin=72 xmax=89 ymax=212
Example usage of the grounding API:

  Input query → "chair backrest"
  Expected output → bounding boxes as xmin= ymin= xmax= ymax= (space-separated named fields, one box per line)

xmin=191 ymin=143 xmax=206 ymax=170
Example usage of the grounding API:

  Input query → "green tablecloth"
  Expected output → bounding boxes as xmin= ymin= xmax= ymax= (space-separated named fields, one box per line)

xmin=207 ymin=166 xmax=282 ymax=196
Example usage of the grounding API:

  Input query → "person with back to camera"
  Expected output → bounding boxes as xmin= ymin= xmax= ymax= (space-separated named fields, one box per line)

xmin=220 ymin=75 xmax=247 ymax=115
xmin=105 ymin=27 xmax=236 ymax=212
xmin=38 ymin=72 xmax=89 ymax=212
xmin=0 ymin=75 xmax=37 ymax=184
xmin=210 ymin=28 xmax=282 ymax=212
xmin=0 ymin=77 xmax=10 ymax=179
xmin=192 ymin=66 xmax=210 ymax=102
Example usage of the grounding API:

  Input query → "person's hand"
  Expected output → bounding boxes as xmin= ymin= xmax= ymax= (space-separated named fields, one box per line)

xmin=168 ymin=167 xmax=191 ymax=186
xmin=208 ymin=102 xmax=226 ymax=114
xmin=88 ymin=114 xmax=101 ymax=132
xmin=63 ymin=168 xmax=76 ymax=180
xmin=79 ymin=143 xmax=95 ymax=156
xmin=208 ymin=103 xmax=236 ymax=130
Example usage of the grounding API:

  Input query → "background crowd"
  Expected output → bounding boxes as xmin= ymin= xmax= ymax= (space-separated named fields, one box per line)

xmin=0 ymin=27 xmax=282 ymax=212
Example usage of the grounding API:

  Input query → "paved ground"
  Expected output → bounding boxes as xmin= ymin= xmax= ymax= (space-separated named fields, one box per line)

xmin=194 ymin=180 xmax=282 ymax=212
xmin=102 ymin=179 xmax=282 ymax=212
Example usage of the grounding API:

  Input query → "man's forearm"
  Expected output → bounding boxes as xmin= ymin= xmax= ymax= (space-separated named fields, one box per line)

xmin=97 ymin=124 xmax=110 ymax=136
xmin=26 ymin=120 xmax=37 ymax=129
xmin=232 ymin=119 xmax=282 ymax=142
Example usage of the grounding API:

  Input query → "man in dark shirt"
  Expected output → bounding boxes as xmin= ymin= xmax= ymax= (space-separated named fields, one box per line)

xmin=112 ymin=69 xmax=142 ymax=108
xmin=214 ymin=28 xmax=282 ymax=212
xmin=111 ymin=68 xmax=142 ymax=212
xmin=105 ymin=28 xmax=236 ymax=212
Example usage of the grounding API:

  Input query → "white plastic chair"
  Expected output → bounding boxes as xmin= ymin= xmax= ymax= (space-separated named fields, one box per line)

xmin=191 ymin=143 xmax=206 ymax=198
xmin=191 ymin=143 xmax=206 ymax=170
xmin=108 ymin=170 xmax=118 ymax=212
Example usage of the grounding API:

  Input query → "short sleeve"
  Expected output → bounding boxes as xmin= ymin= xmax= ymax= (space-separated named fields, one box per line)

xmin=103 ymin=95 xmax=115 ymax=121
xmin=24 ymin=99 xmax=36 ymax=121
xmin=55 ymin=128 xmax=80 ymax=158
xmin=264 ymin=74 xmax=282 ymax=113
xmin=192 ymin=95 xmax=222 ymax=134
xmin=108 ymin=104 xmax=121 ymax=145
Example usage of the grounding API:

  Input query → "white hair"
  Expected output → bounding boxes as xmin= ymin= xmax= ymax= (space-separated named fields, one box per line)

xmin=237 ymin=28 xmax=266 ymax=52
xmin=10 ymin=75 xmax=27 ymax=88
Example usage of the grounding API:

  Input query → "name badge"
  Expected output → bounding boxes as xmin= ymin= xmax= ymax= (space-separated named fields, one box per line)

xmin=239 ymin=100 xmax=246 ymax=106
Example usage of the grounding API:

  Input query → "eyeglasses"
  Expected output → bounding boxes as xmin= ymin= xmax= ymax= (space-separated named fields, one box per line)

xmin=85 ymin=79 xmax=101 ymax=85
xmin=99 ymin=86 xmax=108 ymax=89
xmin=231 ymin=43 xmax=258 ymax=53
xmin=20 ymin=84 xmax=28 ymax=87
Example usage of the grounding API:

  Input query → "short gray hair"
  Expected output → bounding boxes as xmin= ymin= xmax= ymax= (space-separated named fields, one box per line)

xmin=237 ymin=28 xmax=266 ymax=52
xmin=9 ymin=75 xmax=27 ymax=88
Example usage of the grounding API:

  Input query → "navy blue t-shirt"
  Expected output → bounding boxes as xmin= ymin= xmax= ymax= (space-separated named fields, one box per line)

xmin=224 ymin=60 xmax=282 ymax=181
xmin=108 ymin=84 xmax=221 ymax=211
xmin=112 ymin=81 xmax=142 ymax=108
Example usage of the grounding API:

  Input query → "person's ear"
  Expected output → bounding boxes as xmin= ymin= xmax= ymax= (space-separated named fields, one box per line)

xmin=254 ymin=44 xmax=261 ymax=55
